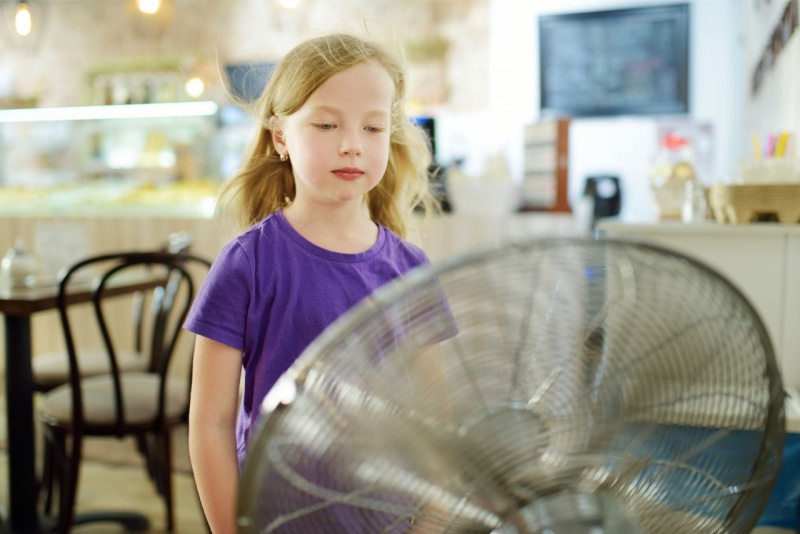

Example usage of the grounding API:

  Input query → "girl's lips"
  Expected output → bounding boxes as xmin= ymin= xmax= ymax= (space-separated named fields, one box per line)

xmin=332 ymin=169 xmax=364 ymax=181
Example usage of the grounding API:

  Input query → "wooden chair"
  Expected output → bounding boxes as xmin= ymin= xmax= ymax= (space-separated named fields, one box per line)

xmin=38 ymin=250 xmax=210 ymax=532
xmin=32 ymin=232 xmax=193 ymax=392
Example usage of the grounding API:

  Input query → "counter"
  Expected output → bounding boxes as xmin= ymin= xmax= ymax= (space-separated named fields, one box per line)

xmin=0 ymin=181 xmax=218 ymax=218
xmin=598 ymin=220 xmax=800 ymax=390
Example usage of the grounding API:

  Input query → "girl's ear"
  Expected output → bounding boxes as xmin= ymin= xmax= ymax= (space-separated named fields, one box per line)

xmin=270 ymin=117 xmax=286 ymax=152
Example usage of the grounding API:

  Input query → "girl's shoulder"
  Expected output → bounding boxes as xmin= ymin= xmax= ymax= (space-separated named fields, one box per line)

xmin=228 ymin=212 xmax=283 ymax=248
xmin=213 ymin=212 xmax=283 ymax=267
xmin=379 ymin=227 xmax=431 ymax=267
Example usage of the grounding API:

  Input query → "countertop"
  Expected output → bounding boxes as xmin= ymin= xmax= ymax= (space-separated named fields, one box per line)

xmin=599 ymin=219 xmax=800 ymax=236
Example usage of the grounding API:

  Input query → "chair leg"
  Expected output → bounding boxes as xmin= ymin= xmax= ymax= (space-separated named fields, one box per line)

xmin=40 ymin=431 xmax=53 ymax=514
xmin=158 ymin=429 xmax=175 ymax=532
xmin=57 ymin=431 xmax=83 ymax=534
xmin=136 ymin=433 xmax=159 ymax=484
xmin=40 ymin=429 xmax=65 ymax=517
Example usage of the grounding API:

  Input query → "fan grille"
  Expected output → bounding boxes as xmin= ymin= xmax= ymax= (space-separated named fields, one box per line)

xmin=239 ymin=238 xmax=784 ymax=534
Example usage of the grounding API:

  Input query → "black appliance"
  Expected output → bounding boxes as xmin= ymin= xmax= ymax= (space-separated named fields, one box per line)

xmin=413 ymin=116 xmax=452 ymax=213
xmin=584 ymin=175 xmax=622 ymax=225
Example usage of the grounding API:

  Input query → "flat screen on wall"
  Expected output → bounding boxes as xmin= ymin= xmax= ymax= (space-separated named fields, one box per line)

xmin=539 ymin=3 xmax=690 ymax=117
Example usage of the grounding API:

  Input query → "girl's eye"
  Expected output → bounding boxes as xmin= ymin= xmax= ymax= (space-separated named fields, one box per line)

xmin=314 ymin=123 xmax=334 ymax=130
xmin=365 ymin=126 xmax=386 ymax=133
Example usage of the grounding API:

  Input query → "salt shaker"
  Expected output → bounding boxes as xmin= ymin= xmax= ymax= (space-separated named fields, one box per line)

xmin=1 ymin=237 xmax=39 ymax=288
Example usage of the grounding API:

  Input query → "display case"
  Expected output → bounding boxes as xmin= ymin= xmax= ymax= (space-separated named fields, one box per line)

xmin=0 ymin=101 xmax=238 ymax=217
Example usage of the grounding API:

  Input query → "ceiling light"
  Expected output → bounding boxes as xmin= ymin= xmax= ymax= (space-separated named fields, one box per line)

xmin=0 ymin=101 xmax=219 ymax=123
xmin=185 ymin=77 xmax=205 ymax=99
xmin=276 ymin=0 xmax=300 ymax=10
xmin=137 ymin=0 xmax=161 ymax=15
xmin=14 ymin=1 xmax=32 ymax=36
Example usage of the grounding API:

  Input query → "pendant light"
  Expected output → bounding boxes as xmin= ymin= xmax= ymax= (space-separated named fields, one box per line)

xmin=129 ymin=0 xmax=173 ymax=38
xmin=137 ymin=0 xmax=161 ymax=15
xmin=271 ymin=0 xmax=304 ymax=30
xmin=14 ymin=0 xmax=32 ymax=37
xmin=4 ymin=0 xmax=45 ymax=49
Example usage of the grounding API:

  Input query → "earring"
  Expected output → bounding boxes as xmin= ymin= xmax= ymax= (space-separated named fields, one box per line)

xmin=280 ymin=153 xmax=288 ymax=162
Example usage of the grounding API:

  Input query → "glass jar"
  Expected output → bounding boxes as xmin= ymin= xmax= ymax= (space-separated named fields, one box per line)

xmin=651 ymin=133 xmax=697 ymax=219
xmin=681 ymin=180 xmax=708 ymax=223
xmin=1 ymin=237 xmax=39 ymax=288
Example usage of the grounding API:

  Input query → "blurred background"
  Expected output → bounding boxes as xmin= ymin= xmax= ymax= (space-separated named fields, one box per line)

xmin=0 ymin=0 xmax=792 ymax=225
xmin=0 ymin=2 xmax=799 ymax=532
xmin=2 ymin=0 xmax=798 ymax=357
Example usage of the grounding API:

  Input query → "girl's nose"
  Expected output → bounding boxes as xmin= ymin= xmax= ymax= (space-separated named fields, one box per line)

xmin=339 ymin=130 xmax=363 ymax=156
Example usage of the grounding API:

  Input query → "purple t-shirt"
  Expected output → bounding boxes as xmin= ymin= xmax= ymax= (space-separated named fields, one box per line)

xmin=184 ymin=210 xmax=431 ymax=466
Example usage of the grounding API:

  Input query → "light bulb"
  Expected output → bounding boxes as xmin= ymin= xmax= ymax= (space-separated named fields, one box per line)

xmin=276 ymin=0 xmax=300 ymax=9
xmin=14 ymin=2 xmax=32 ymax=37
xmin=185 ymin=77 xmax=205 ymax=98
xmin=137 ymin=0 xmax=161 ymax=15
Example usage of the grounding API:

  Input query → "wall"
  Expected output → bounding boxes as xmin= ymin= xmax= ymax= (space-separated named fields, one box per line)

xmin=743 ymin=0 xmax=800 ymax=155
xmin=0 ymin=0 xmax=756 ymax=222
xmin=487 ymin=0 xmax=745 ymax=221
xmin=0 ymin=0 xmax=488 ymax=112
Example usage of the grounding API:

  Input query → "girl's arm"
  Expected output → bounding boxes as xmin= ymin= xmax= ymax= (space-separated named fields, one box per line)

xmin=188 ymin=335 xmax=243 ymax=534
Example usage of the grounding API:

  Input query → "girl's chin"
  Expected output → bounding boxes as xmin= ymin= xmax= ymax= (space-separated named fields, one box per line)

xmin=309 ymin=193 xmax=367 ymax=206
xmin=329 ymin=187 xmax=375 ymax=203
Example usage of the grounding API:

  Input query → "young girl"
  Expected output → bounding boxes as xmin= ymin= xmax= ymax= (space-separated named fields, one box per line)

xmin=185 ymin=33 xmax=436 ymax=533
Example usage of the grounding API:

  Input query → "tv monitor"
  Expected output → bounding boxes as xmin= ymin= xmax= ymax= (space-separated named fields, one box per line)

xmin=538 ymin=4 xmax=690 ymax=117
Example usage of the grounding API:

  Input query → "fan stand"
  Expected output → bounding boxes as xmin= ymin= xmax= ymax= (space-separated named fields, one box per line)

xmin=492 ymin=491 xmax=640 ymax=534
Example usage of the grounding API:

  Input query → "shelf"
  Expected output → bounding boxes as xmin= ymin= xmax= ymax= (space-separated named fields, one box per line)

xmin=522 ymin=119 xmax=570 ymax=213
xmin=0 ymin=101 xmax=219 ymax=123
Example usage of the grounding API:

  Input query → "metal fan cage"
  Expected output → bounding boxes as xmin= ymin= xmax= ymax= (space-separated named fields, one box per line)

xmin=239 ymin=238 xmax=785 ymax=534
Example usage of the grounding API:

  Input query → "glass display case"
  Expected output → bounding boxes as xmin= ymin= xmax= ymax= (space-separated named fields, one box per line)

xmin=0 ymin=101 xmax=250 ymax=216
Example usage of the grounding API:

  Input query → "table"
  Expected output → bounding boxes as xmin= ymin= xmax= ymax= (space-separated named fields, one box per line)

xmin=1 ymin=276 xmax=162 ymax=533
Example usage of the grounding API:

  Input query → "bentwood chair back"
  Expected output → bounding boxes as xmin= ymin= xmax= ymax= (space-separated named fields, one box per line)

xmin=38 ymin=250 xmax=211 ymax=533
xmin=31 ymin=232 xmax=193 ymax=391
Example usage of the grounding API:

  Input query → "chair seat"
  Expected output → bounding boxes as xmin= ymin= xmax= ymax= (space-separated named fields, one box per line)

xmin=41 ymin=373 xmax=189 ymax=427
xmin=33 ymin=349 xmax=149 ymax=391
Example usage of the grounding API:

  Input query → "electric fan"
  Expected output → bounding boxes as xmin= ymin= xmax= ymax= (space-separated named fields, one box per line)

xmin=238 ymin=238 xmax=785 ymax=533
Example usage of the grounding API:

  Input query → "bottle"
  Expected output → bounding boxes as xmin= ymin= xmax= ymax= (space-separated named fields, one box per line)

xmin=1 ymin=237 xmax=39 ymax=288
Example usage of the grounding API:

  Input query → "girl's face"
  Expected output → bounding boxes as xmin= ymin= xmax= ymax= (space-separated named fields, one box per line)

xmin=274 ymin=60 xmax=394 ymax=210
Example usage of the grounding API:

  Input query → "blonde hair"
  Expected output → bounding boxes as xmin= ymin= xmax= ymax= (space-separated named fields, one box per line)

xmin=217 ymin=33 xmax=435 ymax=239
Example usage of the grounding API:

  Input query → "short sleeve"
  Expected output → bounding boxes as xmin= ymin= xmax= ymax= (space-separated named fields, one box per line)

xmin=184 ymin=239 xmax=252 ymax=351
xmin=410 ymin=246 xmax=457 ymax=343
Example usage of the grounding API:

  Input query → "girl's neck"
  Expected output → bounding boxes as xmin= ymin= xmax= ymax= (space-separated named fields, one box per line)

xmin=282 ymin=201 xmax=378 ymax=254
